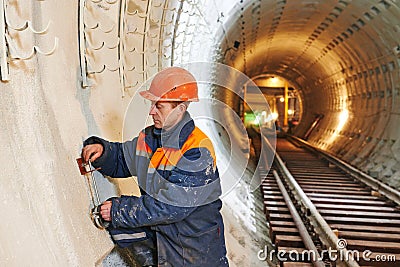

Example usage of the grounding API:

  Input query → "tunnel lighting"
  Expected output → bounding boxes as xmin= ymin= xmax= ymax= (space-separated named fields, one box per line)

xmin=279 ymin=97 xmax=285 ymax=102
xmin=335 ymin=109 xmax=349 ymax=136
xmin=288 ymin=109 xmax=294 ymax=115
xmin=262 ymin=111 xmax=267 ymax=116
xmin=270 ymin=77 xmax=279 ymax=84
xmin=326 ymin=109 xmax=349 ymax=145
xmin=339 ymin=109 xmax=349 ymax=123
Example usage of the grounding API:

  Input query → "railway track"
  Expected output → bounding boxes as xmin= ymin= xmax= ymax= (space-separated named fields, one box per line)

xmin=260 ymin=137 xmax=400 ymax=267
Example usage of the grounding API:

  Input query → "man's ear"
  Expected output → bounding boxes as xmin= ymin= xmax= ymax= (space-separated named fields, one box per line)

xmin=177 ymin=103 xmax=187 ymax=113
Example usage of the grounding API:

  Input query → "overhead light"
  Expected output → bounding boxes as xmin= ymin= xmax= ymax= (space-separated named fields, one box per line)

xmin=270 ymin=76 xmax=279 ymax=84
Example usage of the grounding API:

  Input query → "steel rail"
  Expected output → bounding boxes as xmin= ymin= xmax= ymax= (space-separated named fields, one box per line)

xmin=273 ymin=170 xmax=325 ymax=267
xmin=288 ymin=135 xmax=400 ymax=206
xmin=262 ymin=134 xmax=360 ymax=267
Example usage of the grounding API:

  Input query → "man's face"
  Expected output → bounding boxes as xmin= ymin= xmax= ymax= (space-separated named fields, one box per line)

xmin=149 ymin=101 xmax=182 ymax=130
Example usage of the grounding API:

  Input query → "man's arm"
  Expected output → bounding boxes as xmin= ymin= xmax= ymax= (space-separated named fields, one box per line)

xmin=109 ymin=147 xmax=221 ymax=228
xmin=82 ymin=136 xmax=138 ymax=177
xmin=110 ymin=194 xmax=196 ymax=228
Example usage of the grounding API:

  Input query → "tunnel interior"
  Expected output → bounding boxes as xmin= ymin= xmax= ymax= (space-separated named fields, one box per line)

xmin=1 ymin=0 xmax=400 ymax=266
xmin=108 ymin=0 xmax=400 ymax=264
xmin=210 ymin=0 xmax=400 ymax=189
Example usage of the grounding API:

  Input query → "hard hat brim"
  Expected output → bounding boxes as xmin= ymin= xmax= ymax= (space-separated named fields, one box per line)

xmin=139 ymin=90 xmax=160 ymax=101
xmin=139 ymin=90 xmax=199 ymax=102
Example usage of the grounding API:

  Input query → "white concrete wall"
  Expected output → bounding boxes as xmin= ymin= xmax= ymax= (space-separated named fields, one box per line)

xmin=0 ymin=1 xmax=135 ymax=266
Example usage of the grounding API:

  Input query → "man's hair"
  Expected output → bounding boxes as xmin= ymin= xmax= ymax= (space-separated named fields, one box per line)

xmin=169 ymin=101 xmax=190 ymax=109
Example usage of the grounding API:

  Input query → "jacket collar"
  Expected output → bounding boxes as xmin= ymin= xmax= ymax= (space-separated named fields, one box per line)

xmin=146 ymin=112 xmax=194 ymax=150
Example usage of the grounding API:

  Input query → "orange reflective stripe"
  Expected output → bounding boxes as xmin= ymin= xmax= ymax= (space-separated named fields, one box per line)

xmin=136 ymin=131 xmax=152 ymax=157
xmin=163 ymin=148 xmax=183 ymax=166
xmin=181 ymin=127 xmax=217 ymax=166
xmin=144 ymin=127 xmax=217 ymax=174
xmin=149 ymin=148 xmax=181 ymax=171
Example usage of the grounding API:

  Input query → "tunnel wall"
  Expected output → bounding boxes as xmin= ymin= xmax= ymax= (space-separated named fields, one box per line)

xmin=0 ymin=1 xmax=139 ymax=265
xmin=292 ymin=1 xmax=400 ymax=188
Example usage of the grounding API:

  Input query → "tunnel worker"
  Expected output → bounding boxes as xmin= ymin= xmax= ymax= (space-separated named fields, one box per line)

xmin=287 ymin=118 xmax=294 ymax=134
xmin=81 ymin=67 xmax=229 ymax=267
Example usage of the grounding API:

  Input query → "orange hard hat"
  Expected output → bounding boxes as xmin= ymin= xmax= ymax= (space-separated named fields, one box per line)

xmin=139 ymin=67 xmax=199 ymax=102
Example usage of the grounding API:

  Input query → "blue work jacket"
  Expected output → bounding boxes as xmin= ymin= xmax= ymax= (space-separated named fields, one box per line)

xmin=84 ymin=112 xmax=229 ymax=266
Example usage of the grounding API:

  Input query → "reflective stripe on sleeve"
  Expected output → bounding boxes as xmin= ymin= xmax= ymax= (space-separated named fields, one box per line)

xmin=112 ymin=232 xmax=146 ymax=241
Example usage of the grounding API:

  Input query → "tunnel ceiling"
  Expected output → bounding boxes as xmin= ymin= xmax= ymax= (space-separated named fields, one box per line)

xmin=220 ymin=0 xmax=399 ymax=89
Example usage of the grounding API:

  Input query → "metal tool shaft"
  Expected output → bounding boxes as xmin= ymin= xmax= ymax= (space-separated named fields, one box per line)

xmin=87 ymin=160 xmax=101 ymax=206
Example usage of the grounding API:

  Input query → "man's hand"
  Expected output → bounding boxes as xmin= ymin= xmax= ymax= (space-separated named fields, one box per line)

xmin=81 ymin=144 xmax=103 ymax=162
xmin=100 ymin=201 xmax=112 ymax=221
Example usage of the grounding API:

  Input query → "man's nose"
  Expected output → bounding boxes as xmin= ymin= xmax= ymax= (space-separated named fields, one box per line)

xmin=149 ymin=105 xmax=157 ymax=115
